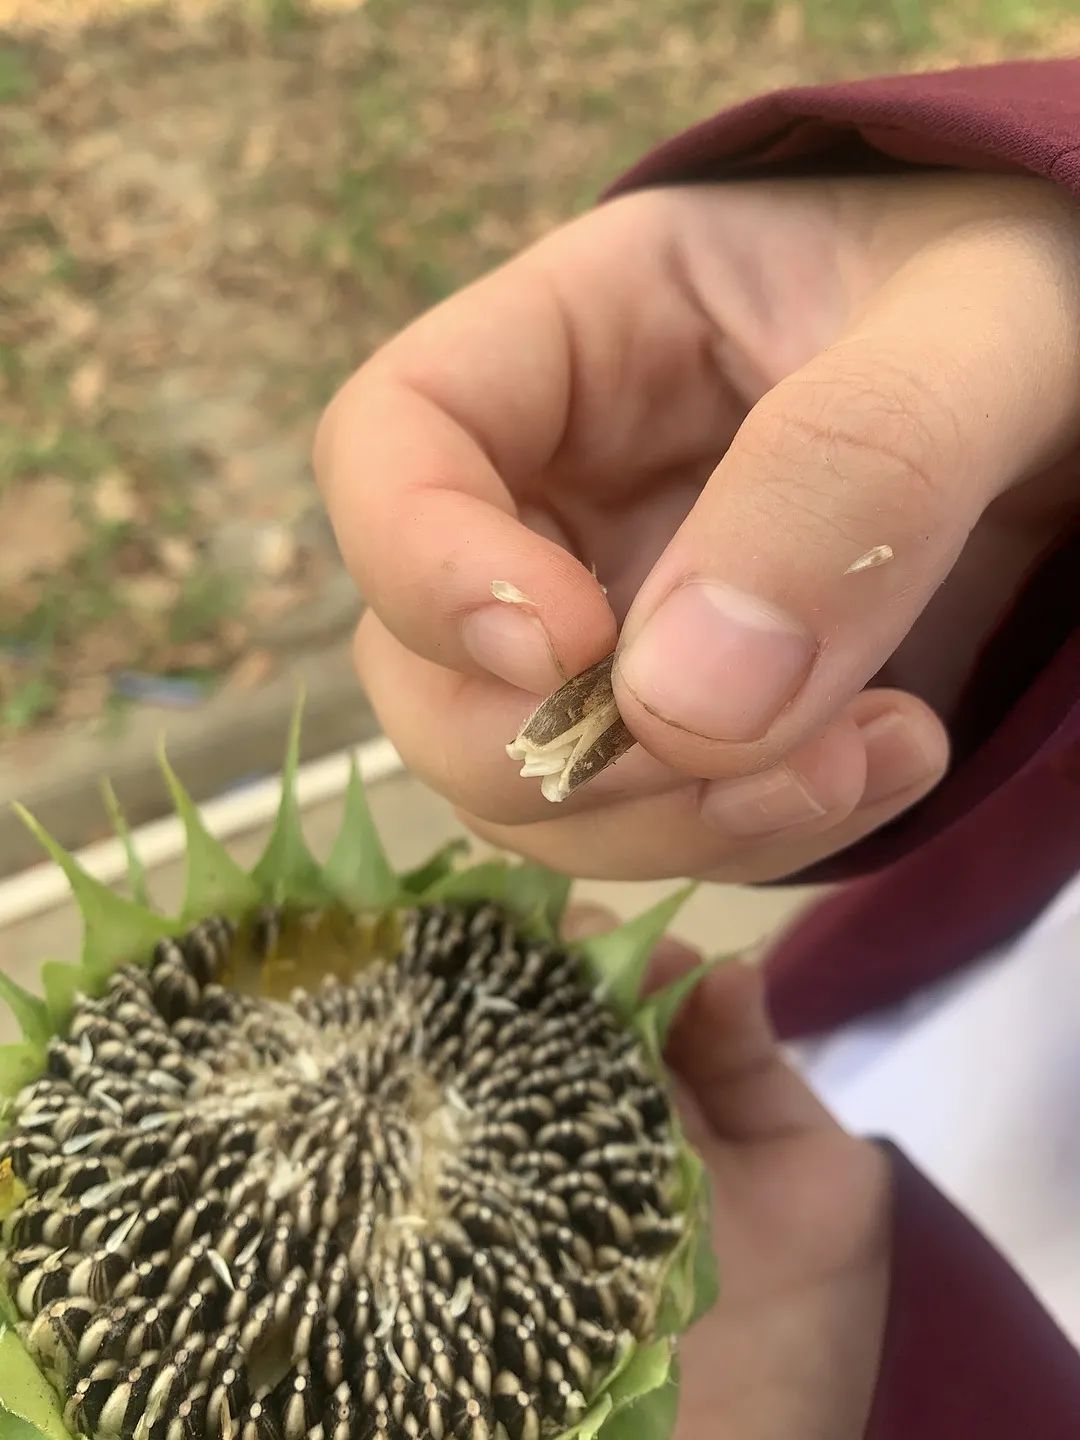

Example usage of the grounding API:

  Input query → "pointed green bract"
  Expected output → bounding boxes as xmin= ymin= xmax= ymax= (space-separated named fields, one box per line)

xmin=251 ymin=696 xmax=333 ymax=909
xmin=629 ymin=1002 xmax=719 ymax=1340
xmin=557 ymin=1341 xmax=676 ymax=1440
xmin=0 ymin=977 xmax=50 ymax=1055
xmin=599 ymin=1366 xmax=680 ymax=1440
xmin=562 ymin=1393 xmax=613 ymax=1439
xmin=0 ymin=1325 xmax=69 ymax=1440
xmin=397 ymin=838 xmax=470 ymax=895
xmin=604 ymin=1338 xmax=672 ymax=1409
xmin=0 ymin=1410 xmax=51 ymax=1440
xmin=99 ymin=780 xmax=150 ymax=908
xmin=39 ymin=964 xmax=85 ymax=1034
xmin=0 ymin=1045 xmax=41 ymax=1100
xmin=158 ymin=744 xmax=262 ymax=922
xmin=655 ymin=1136 xmax=718 ymax=1335
xmin=576 ymin=885 xmax=695 ymax=1020
xmin=324 ymin=761 xmax=399 ymax=910
xmin=690 ymin=1175 xmax=721 ymax=1324
xmin=1 ymin=1287 xmax=72 ymax=1440
xmin=424 ymin=860 xmax=571 ymax=940
xmin=13 ymin=806 xmax=180 ymax=985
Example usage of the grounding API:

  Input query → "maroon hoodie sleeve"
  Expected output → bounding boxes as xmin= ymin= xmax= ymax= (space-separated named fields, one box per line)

xmin=606 ymin=61 xmax=1080 ymax=1029
xmin=607 ymin=61 xmax=1080 ymax=1437
xmin=871 ymin=1146 xmax=1080 ymax=1438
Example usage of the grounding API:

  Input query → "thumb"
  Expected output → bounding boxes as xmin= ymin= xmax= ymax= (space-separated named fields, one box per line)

xmin=613 ymin=195 xmax=1080 ymax=776
xmin=667 ymin=959 xmax=833 ymax=1142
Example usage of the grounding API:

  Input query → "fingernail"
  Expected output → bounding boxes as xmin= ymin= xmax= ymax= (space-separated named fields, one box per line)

xmin=462 ymin=605 xmax=563 ymax=693
xmin=701 ymin=765 xmax=826 ymax=837
xmin=859 ymin=711 xmax=940 ymax=804
xmin=618 ymin=582 xmax=814 ymax=741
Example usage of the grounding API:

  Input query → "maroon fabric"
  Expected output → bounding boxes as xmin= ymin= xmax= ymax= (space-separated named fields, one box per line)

xmin=606 ymin=61 xmax=1080 ymax=1029
xmin=769 ymin=627 xmax=1080 ymax=1037
xmin=870 ymin=1146 xmax=1080 ymax=1437
xmin=610 ymin=62 xmax=1080 ymax=1433
xmin=610 ymin=59 xmax=1080 ymax=196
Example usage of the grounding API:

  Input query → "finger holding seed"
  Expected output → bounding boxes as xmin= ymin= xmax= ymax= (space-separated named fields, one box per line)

xmin=355 ymin=611 xmax=950 ymax=877
xmin=460 ymin=690 xmax=952 ymax=883
xmin=313 ymin=237 xmax=621 ymax=696
xmin=353 ymin=612 xmax=688 ymax=825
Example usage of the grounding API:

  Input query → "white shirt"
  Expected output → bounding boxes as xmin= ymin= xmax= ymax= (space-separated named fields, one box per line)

xmin=792 ymin=869 xmax=1080 ymax=1345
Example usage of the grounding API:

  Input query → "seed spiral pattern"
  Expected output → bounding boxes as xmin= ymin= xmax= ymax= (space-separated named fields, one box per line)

xmin=1 ymin=904 xmax=682 ymax=1440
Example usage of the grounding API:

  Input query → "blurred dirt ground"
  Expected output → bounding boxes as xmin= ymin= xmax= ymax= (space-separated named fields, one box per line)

xmin=1 ymin=0 xmax=1077 ymax=750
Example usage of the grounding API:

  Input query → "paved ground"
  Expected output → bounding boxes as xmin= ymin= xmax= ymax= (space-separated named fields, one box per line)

xmin=0 ymin=769 xmax=818 ymax=1042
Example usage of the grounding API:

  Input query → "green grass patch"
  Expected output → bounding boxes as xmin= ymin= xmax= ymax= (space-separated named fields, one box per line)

xmin=1 ymin=674 xmax=58 ymax=732
xmin=169 ymin=572 xmax=244 ymax=647
xmin=0 ymin=47 xmax=34 ymax=103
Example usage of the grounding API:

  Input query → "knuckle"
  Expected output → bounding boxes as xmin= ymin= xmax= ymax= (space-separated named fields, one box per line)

xmin=744 ymin=357 xmax=960 ymax=522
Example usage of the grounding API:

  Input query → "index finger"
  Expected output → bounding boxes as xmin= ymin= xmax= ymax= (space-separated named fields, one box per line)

xmin=313 ymin=242 xmax=616 ymax=695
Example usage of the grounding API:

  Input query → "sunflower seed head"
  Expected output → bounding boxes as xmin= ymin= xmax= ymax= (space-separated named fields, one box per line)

xmin=2 ymin=903 xmax=682 ymax=1439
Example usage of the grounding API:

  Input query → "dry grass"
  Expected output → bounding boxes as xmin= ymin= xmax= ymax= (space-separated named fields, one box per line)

xmin=0 ymin=0 xmax=1076 ymax=740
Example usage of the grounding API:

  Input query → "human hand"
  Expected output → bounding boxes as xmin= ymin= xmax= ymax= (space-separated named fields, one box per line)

xmin=566 ymin=906 xmax=892 ymax=1439
xmin=315 ymin=172 xmax=1080 ymax=881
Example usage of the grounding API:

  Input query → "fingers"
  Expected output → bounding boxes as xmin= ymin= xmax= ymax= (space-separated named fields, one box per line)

xmin=666 ymin=959 xmax=834 ymax=1141
xmin=709 ymin=689 xmax=948 ymax=883
xmin=355 ymin=608 xmax=946 ymax=841
xmin=612 ymin=195 xmax=1080 ymax=778
xmin=314 ymin=189 xmax=741 ymax=696
xmin=456 ymin=689 xmax=947 ymax=881
xmin=314 ymin=242 xmax=613 ymax=694
xmin=354 ymin=565 xmax=946 ymax=874
xmin=353 ymin=612 xmax=687 ymax=824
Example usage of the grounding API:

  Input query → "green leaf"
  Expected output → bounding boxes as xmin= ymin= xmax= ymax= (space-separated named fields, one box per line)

xmin=638 ymin=954 xmax=731 ymax=1047
xmin=560 ymin=1393 xmax=612 ymax=1440
xmin=323 ymin=761 xmax=399 ymax=911
xmin=599 ymin=1366 xmax=680 ymax=1440
xmin=158 ymin=744 xmax=262 ymax=922
xmin=576 ymin=885 xmax=695 ymax=1019
xmin=690 ymin=1177 xmax=721 ymax=1324
xmin=0 ymin=1323 xmax=71 ymax=1440
xmin=656 ymin=1136 xmax=718 ymax=1335
xmin=605 ymin=1339 xmax=672 ymax=1410
xmin=251 ymin=695 xmax=333 ymax=909
xmin=560 ymin=1343 xmax=678 ymax=1440
xmin=0 ymin=976 xmax=50 ymax=1053
xmin=13 ymin=807 xmax=180 ymax=985
xmin=424 ymin=861 xmax=571 ymax=938
xmin=99 ymin=779 xmax=149 ymax=908
xmin=0 ymin=1410 xmax=54 ymax=1440
xmin=509 ymin=858 xmax=570 ymax=938
xmin=0 ymin=1045 xmax=45 ymax=1098
xmin=397 ymin=838 xmax=470 ymax=895
xmin=39 ymin=964 xmax=85 ymax=1033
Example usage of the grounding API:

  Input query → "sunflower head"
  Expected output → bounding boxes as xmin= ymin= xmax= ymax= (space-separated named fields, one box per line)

xmin=0 ymin=704 xmax=718 ymax=1440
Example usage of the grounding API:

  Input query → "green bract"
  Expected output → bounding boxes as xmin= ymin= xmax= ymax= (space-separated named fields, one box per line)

xmin=0 ymin=702 xmax=718 ymax=1440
